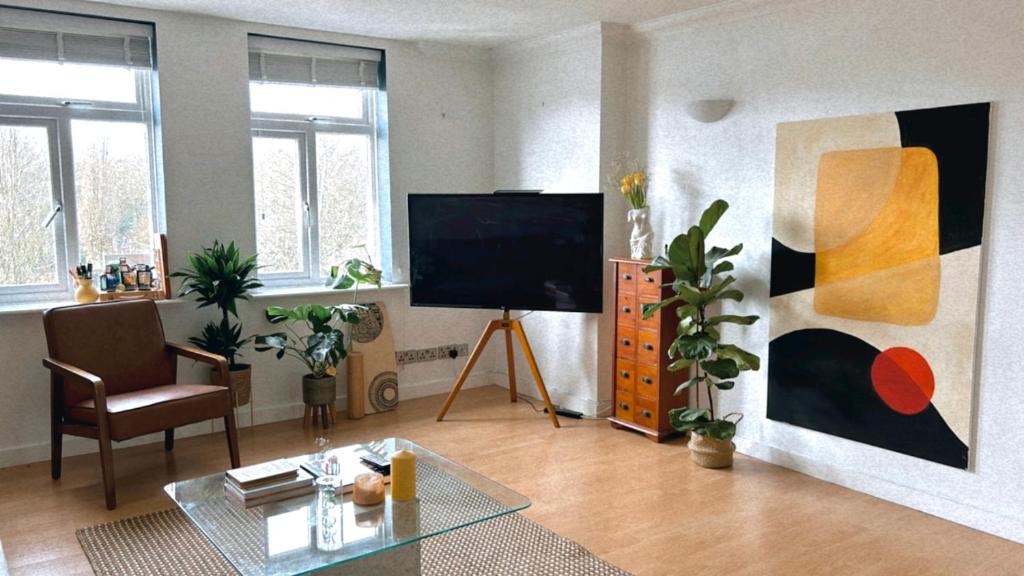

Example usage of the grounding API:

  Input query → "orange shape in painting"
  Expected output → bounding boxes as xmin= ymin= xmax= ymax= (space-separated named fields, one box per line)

xmin=814 ymin=256 xmax=940 ymax=325
xmin=871 ymin=347 xmax=935 ymax=415
xmin=814 ymin=146 xmax=940 ymax=325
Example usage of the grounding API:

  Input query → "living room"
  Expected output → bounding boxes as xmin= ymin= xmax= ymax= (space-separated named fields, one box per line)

xmin=0 ymin=0 xmax=1022 ymax=574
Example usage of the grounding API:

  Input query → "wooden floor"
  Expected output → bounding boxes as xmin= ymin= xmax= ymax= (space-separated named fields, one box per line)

xmin=0 ymin=385 xmax=1021 ymax=575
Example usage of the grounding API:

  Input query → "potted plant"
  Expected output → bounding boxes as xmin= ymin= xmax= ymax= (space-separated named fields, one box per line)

xmin=641 ymin=199 xmax=760 ymax=468
xmin=171 ymin=241 xmax=263 ymax=407
xmin=255 ymin=257 xmax=382 ymax=410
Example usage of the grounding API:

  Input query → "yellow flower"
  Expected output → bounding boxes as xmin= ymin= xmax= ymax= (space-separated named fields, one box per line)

xmin=620 ymin=184 xmax=630 ymax=195
xmin=620 ymin=175 xmax=630 ymax=187
xmin=634 ymin=172 xmax=645 ymax=186
xmin=325 ymin=366 xmax=337 ymax=377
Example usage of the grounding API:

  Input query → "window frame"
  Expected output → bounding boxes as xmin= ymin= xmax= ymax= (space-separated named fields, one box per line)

xmin=250 ymin=86 xmax=380 ymax=287
xmin=0 ymin=67 xmax=160 ymax=303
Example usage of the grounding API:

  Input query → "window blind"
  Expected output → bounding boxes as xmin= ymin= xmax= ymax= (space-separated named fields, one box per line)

xmin=248 ymin=35 xmax=382 ymax=89
xmin=0 ymin=7 xmax=153 ymax=68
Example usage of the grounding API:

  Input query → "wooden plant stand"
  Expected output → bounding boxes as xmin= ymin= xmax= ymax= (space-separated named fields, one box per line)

xmin=436 ymin=310 xmax=560 ymax=428
xmin=303 ymin=402 xmax=337 ymax=429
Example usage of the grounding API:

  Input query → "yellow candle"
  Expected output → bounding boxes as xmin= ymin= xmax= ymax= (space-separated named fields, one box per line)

xmin=389 ymin=449 xmax=417 ymax=501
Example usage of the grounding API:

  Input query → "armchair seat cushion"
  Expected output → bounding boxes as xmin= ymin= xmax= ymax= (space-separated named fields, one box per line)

xmin=67 ymin=384 xmax=232 ymax=441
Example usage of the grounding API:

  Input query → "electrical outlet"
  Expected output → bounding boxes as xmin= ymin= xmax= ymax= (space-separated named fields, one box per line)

xmin=414 ymin=347 xmax=438 ymax=362
xmin=395 ymin=349 xmax=417 ymax=365
xmin=438 ymin=344 xmax=458 ymax=359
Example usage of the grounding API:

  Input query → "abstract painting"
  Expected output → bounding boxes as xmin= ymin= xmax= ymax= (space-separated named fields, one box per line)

xmin=768 ymin=102 xmax=990 ymax=469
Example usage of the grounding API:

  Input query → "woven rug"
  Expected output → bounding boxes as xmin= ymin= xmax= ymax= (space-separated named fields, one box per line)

xmin=77 ymin=508 xmax=630 ymax=576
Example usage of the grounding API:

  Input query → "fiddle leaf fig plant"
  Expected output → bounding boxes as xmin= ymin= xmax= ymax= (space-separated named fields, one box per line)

xmin=641 ymin=199 xmax=760 ymax=441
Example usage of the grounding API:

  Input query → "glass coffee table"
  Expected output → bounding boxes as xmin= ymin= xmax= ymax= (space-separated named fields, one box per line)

xmin=165 ymin=438 xmax=530 ymax=575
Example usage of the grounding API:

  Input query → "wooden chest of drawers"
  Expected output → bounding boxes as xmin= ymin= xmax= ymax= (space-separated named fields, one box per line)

xmin=608 ymin=257 xmax=689 ymax=442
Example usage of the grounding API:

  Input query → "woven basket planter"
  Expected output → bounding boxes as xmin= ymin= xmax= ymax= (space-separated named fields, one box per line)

xmin=688 ymin=433 xmax=736 ymax=469
xmin=208 ymin=364 xmax=252 ymax=407
xmin=302 ymin=375 xmax=337 ymax=406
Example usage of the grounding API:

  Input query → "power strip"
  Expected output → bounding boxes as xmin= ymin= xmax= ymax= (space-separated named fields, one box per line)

xmin=544 ymin=407 xmax=584 ymax=419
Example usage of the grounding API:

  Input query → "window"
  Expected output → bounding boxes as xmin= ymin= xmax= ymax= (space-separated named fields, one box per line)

xmin=248 ymin=35 xmax=386 ymax=285
xmin=0 ymin=8 xmax=159 ymax=302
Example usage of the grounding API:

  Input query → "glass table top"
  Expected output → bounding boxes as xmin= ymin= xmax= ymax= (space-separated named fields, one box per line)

xmin=164 ymin=438 xmax=530 ymax=576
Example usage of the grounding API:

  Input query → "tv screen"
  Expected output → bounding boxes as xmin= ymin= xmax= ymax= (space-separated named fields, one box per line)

xmin=408 ymin=193 xmax=604 ymax=313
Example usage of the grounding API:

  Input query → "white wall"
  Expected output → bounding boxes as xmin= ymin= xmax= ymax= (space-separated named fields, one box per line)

xmin=0 ymin=0 xmax=500 ymax=467
xmin=490 ymin=24 xmax=629 ymax=415
xmin=629 ymin=0 xmax=1024 ymax=544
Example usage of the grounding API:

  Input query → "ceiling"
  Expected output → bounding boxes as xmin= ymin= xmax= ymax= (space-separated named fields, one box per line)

xmin=90 ymin=0 xmax=726 ymax=47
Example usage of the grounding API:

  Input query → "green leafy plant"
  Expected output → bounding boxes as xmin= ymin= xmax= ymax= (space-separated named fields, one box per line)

xmin=171 ymin=241 xmax=262 ymax=368
xmin=641 ymin=199 xmax=760 ymax=441
xmin=254 ymin=304 xmax=362 ymax=378
xmin=255 ymin=257 xmax=383 ymax=378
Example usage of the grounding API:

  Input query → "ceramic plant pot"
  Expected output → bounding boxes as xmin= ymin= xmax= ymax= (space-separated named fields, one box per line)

xmin=688 ymin=432 xmax=736 ymax=469
xmin=209 ymin=364 xmax=252 ymax=407
xmin=303 ymin=374 xmax=337 ymax=406
xmin=628 ymin=206 xmax=653 ymax=260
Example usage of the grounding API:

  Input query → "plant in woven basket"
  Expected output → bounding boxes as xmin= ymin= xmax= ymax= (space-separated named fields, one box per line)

xmin=641 ymin=199 xmax=761 ymax=446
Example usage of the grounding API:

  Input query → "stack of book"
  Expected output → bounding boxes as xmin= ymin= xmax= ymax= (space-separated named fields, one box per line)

xmin=224 ymin=459 xmax=315 ymax=507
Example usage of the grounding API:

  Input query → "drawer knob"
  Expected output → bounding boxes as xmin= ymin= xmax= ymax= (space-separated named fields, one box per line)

xmin=644 ymin=277 xmax=656 ymax=283
xmin=620 ymin=370 xmax=630 ymax=378
xmin=621 ymin=338 xmax=631 ymax=346
xmin=641 ymin=410 xmax=653 ymax=418
xmin=641 ymin=377 xmax=653 ymax=384
xmin=622 ymin=273 xmax=633 ymax=280
xmin=621 ymin=306 xmax=631 ymax=314
xmin=643 ymin=343 xmax=655 ymax=351
xmin=619 ymin=402 xmax=630 ymax=411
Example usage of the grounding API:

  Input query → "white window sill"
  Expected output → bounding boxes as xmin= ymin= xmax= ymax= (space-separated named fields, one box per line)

xmin=0 ymin=296 xmax=188 ymax=317
xmin=0 ymin=283 xmax=409 ymax=316
xmin=252 ymin=282 xmax=409 ymax=300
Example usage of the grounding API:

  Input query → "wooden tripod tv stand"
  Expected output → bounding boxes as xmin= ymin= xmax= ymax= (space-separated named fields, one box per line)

xmin=436 ymin=310 xmax=561 ymax=428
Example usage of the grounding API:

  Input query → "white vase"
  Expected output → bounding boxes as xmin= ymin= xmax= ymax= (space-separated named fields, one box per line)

xmin=627 ymin=207 xmax=653 ymax=260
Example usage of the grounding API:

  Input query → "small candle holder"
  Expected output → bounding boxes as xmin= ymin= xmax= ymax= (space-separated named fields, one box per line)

xmin=352 ymin=472 xmax=385 ymax=506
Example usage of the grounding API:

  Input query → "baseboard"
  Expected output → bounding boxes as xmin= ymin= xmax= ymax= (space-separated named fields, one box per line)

xmin=0 ymin=372 xmax=499 ymax=470
xmin=488 ymin=375 xmax=608 ymax=417
xmin=734 ymin=437 xmax=1024 ymax=545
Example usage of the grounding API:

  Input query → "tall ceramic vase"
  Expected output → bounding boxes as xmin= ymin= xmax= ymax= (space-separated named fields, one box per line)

xmin=628 ymin=207 xmax=653 ymax=260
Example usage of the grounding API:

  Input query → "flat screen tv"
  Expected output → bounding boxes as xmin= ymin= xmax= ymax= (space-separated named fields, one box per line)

xmin=408 ymin=193 xmax=603 ymax=313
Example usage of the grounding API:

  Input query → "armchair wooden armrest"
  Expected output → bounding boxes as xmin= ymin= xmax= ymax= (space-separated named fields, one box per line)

xmin=43 ymin=357 xmax=105 ymax=396
xmin=166 ymin=342 xmax=231 ymax=390
xmin=43 ymin=357 xmax=110 ymax=423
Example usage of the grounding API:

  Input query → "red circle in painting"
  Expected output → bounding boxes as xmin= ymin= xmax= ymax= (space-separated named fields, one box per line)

xmin=871 ymin=347 xmax=935 ymax=415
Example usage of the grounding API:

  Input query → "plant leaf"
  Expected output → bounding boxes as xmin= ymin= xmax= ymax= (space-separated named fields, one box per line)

xmin=698 ymin=199 xmax=729 ymax=236
xmin=705 ymin=314 xmax=760 ymax=326
xmin=674 ymin=375 xmax=704 ymax=395
xmin=701 ymin=358 xmax=740 ymax=379
xmin=717 ymin=344 xmax=761 ymax=371
xmin=704 ymin=419 xmax=737 ymax=440
xmin=667 ymin=358 xmax=694 ymax=372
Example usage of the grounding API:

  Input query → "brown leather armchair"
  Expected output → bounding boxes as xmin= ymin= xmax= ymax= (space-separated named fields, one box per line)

xmin=42 ymin=299 xmax=241 ymax=509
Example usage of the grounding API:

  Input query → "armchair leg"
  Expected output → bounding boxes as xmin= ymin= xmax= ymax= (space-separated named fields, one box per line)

xmin=51 ymin=416 xmax=62 ymax=480
xmin=50 ymin=377 xmax=63 ymax=480
xmin=224 ymin=412 xmax=240 ymax=469
xmin=98 ymin=430 xmax=116 ymax=510
xmin=164 ymin=429 xmax=174 ymax=452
